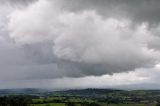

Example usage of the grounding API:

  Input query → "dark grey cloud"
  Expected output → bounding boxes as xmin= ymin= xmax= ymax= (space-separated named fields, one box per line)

xmin=1 ymin=0 xmax=160 ymax=89
xmin=7 ymin=0 xmax=160 ymax=77
xmin=58 ymin=0 xmax=160 ymax=26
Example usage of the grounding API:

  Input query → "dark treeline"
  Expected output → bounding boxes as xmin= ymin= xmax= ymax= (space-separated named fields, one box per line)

xmin=65 ymin=102 xmax=101 ymax=106
xmin=0 ymin=96 xmax=33 ymax=106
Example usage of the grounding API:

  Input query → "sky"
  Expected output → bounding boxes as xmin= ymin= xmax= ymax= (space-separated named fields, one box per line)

xmin=1 ymin=0 xmax=160 ymax=89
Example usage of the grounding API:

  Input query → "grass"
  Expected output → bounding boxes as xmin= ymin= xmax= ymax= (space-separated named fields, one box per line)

xmin=32 ymin=97 xmax=65 ymax=103
xmin=100 ymin=103 xmax=155 ymax=106
xmin=32 ymin=103 xmax=65 ymax=106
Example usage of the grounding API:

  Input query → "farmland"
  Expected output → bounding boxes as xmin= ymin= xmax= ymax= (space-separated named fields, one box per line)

xmin=0 ymin=89 xmax=160 ymax=106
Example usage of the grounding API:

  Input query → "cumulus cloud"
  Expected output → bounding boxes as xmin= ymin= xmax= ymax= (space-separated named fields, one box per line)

xmin=8 ymin=0 xmax=160 ymax=76
xmin=57 ymin=0 xmax=160 ymax=26
xmin=1 ymin=0 xmax=37 ymax=5
xmin=2 ymin=65 xmax=159 ymax=89
xmin=1 ymin=0 xmax=160 ymax=88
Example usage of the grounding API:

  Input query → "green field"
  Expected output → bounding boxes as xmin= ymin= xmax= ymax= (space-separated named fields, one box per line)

xmin=33 ymin=103 xmax=65 ymax=106
xmin=0 ymin=89 xmax=160 ymax=106
xmin=100 ymin=103 xmax=155 ymax=106
xmin=32 ymin=103 xmax=155 ymax=106
xmin=31 ymin=97 xmax=157 ymax=106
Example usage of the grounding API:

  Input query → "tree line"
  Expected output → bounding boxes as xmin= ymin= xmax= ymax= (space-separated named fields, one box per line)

xmin=0 ymin=96 xmax=32 ymax=106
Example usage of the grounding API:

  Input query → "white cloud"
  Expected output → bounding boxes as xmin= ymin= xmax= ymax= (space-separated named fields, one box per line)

xmin=1 ymin=0 xmax=160 ymax=89
xmin=8 ymin=0 xmax=61 ymax=43
xmin=8 ymin=0 xmax=160 ymax=75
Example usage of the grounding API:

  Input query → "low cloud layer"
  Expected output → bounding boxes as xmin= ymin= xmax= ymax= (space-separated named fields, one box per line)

xmin=1 ymin=0 xmax=160 ymax=89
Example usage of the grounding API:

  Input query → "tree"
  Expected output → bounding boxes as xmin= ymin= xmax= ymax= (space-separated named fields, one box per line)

xmin=65 ymin=102 xmax=76 ymax=106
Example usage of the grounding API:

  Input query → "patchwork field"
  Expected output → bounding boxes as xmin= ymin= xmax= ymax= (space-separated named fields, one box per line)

xmin=0 ymin=89 xmax=160 ymax=106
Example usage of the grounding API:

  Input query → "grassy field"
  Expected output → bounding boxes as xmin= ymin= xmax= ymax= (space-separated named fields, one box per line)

xmin=100 ymin=104 xmax=154 ymax=106
xmin=0 ymin=89 xmax=160 ymax=106
xmin=31 ymin=97 xmax=157 ymax=106
xmin=32 ymin=97 xmax=65 ymax=102
xmin=33 ymin=103 xmax=65 ymax=106
xmin=32 ymin=103 xmax=155 ymax=106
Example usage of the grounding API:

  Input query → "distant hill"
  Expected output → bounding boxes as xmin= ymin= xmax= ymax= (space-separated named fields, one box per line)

xmin=0 ymin=88 xmax=50 ymax=96
xmin=52 ymin=88 xmax=123 ymax=96
xmin=0 ymin=88 xmax=126 ymax=96
xmin=1 ymin=88 xmax=160 ymax=97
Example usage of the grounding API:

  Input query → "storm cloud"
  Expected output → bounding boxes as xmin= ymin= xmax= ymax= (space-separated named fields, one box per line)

xmin=1 ymin=0 xmax=160 ymax=89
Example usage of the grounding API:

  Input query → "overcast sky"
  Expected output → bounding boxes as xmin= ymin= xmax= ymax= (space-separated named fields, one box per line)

xmin=1 ymin=0 xmax=160 ymax=89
